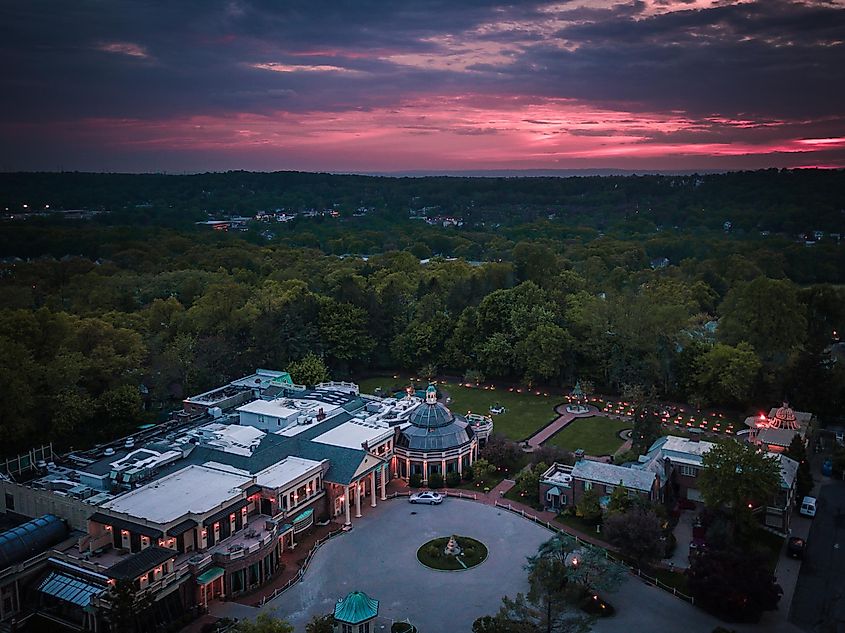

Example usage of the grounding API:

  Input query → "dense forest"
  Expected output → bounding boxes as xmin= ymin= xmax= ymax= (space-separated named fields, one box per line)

xmin=1 ymin=170 xmax=844 ymax=458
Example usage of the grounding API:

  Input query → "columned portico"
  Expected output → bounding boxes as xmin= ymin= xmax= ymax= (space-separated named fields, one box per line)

xmin=380 ymin=464 xmax=387 ymax=500
xmin=370 ymin=471 xmax=377 ymax=508
xmin=355 ymin=482 xmax=362 ymax=518
xmin=344 ymin=485 xmax=351 ymax=525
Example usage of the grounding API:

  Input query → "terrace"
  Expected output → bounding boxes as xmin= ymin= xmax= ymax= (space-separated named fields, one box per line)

xmin=207 ymin=514 xmax=286 ymax=563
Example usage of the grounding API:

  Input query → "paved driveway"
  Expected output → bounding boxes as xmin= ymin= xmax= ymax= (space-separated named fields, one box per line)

xmin=263 ymin=499 xmax=551 ymax=632
xmin=790 ymin=477 xmax=845 ymax=632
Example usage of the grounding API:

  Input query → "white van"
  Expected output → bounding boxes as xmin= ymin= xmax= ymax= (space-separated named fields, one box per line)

xmin=799 ymin=496 xmax=817 ymax=518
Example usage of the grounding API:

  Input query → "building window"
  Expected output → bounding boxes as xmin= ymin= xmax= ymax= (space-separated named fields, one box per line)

xmin=583 ymin=481 xmax=592 ymax=491
xmin=4 ymin=493 xmax=13 ymax=511
xmin=342 ymin=624 xmax=353 ymax=633
xmin=679 ymin=465 xmax=697 ymax=477
xmin=359 ymin=623 xmax=370 ymax=633
xmin=605 ymin=485 xmax=614 ymax=494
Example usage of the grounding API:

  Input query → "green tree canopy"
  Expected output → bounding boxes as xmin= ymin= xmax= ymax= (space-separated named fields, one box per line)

xmin=698 ymin=440 xmax=781 ymax=530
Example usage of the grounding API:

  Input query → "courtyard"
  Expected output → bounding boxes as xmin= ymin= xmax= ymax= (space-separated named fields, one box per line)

xmin=207 ymin=497 xmax=786 ymax=633
xmin=260 ymin=499 xmax=550 ymax=630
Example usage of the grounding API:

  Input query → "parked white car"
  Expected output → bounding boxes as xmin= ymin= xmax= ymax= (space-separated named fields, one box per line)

xmin=799 ymin=496 xmax=817 ymax=518
xmin=409 ymin=491 xmax=443 ymax=505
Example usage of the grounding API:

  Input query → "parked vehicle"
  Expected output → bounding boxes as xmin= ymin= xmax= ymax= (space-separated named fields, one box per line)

xmin=822 ymin=459 xmax=833 ymax=477
xmin=799 ymin=496 xmax=817 ymax=517
xmin=787 ymin=536 xmax=806 ymax=559
xmin=409 ymin=491 xmax=443 ymax=505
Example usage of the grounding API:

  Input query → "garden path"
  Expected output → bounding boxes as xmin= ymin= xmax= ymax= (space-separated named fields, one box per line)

xmin=525 ymin=403 xmax=600 ymax=448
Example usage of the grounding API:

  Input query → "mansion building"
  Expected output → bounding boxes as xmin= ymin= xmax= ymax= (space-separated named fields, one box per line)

xmin=0 ymin=371 xmax=492 ymax=631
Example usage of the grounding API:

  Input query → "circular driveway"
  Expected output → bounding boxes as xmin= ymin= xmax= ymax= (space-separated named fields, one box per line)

xmin=264 ymin=498 xmax=552 ymax=631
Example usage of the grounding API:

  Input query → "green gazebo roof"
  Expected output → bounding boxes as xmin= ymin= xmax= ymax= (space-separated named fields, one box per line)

xmin=334 ymin=590 xmax=379 ymax=624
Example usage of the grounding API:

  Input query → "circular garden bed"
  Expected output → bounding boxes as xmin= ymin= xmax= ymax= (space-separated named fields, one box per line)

xmin=416 ymin=536 xmax=488 ymax=571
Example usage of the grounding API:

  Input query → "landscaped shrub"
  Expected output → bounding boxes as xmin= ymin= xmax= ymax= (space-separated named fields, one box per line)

xmin=663 ymin=531 xmax=677 ymax=558
xmin=409 ymin=473 xmax=422 ymax=488
xmin=446 ymin=471 xmax=461 ymax=487
xmin=580 ymin=593 xmax=615 ymax=617
xmin=462 ymin=465 xmax=474 ymax=481
xmin=429 ymin=472 xmax=444 ymax=489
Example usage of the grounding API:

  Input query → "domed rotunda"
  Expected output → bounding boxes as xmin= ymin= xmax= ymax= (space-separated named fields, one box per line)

xmin=395 ymin=385 xmax=480 ymax=483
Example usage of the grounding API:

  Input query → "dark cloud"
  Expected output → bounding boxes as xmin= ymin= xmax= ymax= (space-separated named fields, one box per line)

xmin=0 ymin=0 xmax=843 ymax=170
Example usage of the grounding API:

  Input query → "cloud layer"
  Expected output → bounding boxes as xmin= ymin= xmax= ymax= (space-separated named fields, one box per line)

xmin=1 ymin=0 xmax=843 ymax=171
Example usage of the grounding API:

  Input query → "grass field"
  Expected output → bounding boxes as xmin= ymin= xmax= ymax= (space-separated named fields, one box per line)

xmin=545 ymin=416 xmax=630 ymax=456
xmin=355 ymin=375 xmax=562 ymax=441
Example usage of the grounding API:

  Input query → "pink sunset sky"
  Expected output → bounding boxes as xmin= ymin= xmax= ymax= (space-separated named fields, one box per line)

xmin=2 ymin=0 xmax=844 ymax=173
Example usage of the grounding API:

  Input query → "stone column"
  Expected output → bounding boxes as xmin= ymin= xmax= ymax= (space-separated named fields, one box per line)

xmin=405 ymin=458 xmax=411 ymax=479
xmin=355 ymin=481 xmax=362 ymax=518
xmin=370 ymin=470 xmax=377 ymax=507
xmin=380 ymin=464 xmax=387 ymax=500
xmin=441 ymin=459 xmax=446 ymax=478
xmin=458 ymin=454 xmax=463 ymax=475
xmin=423 ymin=460 xmax=428 ymax=482
xmin=345 ymin=485 xmax=351 ymax=525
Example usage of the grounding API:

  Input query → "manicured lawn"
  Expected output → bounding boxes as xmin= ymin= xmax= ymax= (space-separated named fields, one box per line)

xmin=545 ymin=416 xmax=629 ymax=456
xmin=556 ymin=514 xmax=601 ymax=535
xmin=354 ymin=375 xmax=562 ymax=441
xmin=503 ymin=486 xmax=543 ymax=510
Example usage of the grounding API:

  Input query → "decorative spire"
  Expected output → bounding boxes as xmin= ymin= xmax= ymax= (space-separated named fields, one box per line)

xmin=425 ymin=383 xmax=437 ymax=405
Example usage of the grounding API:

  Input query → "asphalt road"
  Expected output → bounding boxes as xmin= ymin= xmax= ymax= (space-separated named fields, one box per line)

xmin=790 ymin=477 xmax=845 ymax=632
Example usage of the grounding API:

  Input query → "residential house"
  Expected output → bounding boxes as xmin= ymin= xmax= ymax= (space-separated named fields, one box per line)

xmin=540 ymin=460 xmax=659 ymax=512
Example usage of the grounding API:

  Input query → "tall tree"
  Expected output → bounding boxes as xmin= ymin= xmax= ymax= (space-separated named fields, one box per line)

xmin=287 ymin=353 xmax=330 ymax=386
xmin=698 ymin=440 xmax=781 ymax=532
xmin=784 ymin=435 xmax=813 ymax=501
xmin=603 ymin=506 xmax=664 ymax=569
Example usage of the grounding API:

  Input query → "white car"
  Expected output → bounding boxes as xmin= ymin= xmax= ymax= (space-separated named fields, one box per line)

xmin=799 ymin=496 xmax=817 ymax=518
xmin=409 ymin=491 xmax=443 ymax=505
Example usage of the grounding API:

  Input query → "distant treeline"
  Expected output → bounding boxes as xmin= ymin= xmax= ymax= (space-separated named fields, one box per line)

xmin=0 ymin=170 xmax=843 ymax=458
xmin=1 ymin=169 xmax=844 ymax=233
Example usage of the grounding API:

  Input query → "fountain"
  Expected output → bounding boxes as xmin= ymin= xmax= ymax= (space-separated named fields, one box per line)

xmin=443 ymin=535 xmax=463 ymax=556
xmin=566 ymin=380 xmax=590 ymax=414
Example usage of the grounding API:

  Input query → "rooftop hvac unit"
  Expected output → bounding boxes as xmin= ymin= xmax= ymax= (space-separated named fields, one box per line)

xmin=209 ymin=406 xmax=223 ymax=419
xmin=103 ymin=448 xmax=115 ymax=456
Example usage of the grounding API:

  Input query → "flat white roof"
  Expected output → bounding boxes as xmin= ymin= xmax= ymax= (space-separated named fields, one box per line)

xmin=237 ymin=399 xmax=300 ymax=418
xmin=310 ymin=420 xmax=393 ymax=450
xmin=256 ymin=456 xmax=323 ymax=489
xmin=196 ymin=423 xmax=265 ymax=456
xmin=102 ymin=464 xmax=251 ymax=524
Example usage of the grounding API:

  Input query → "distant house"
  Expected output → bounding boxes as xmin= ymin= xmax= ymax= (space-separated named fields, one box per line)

xmin=637 ymin=435 xmax=715 ymax=503
xmin=637 ymin=434 xmax=800 ymax=533
xmin=539 ymin=460 xmax=659 ymax=512
xmin=650 ymin=257 xmax=670 ymax=270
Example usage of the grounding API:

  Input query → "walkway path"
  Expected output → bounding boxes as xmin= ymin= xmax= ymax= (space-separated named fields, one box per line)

xmin=526 ymin=403 xmax=601 ymax=448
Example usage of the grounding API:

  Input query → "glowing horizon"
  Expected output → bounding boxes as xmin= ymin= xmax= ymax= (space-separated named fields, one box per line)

xmin=1 ymin=1 xmax=843 ymax=172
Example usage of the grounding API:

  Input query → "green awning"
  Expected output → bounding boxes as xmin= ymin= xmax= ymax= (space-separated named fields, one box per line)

xmin=292 ymin=508 xmax=314 ymax=534
xmin=547 ymin=486 xmax=561 ymax=496
xmin=292 ymin=508 xmax=314 ymax=523
xmin=334 ymin=590 xmax=379 ymax=625
xmin=196 ymin=567 xmax=225 ymax=585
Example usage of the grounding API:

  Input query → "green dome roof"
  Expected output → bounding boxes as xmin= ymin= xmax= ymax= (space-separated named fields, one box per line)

xmin=334 ymin=590 xmax=379 ymax=624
